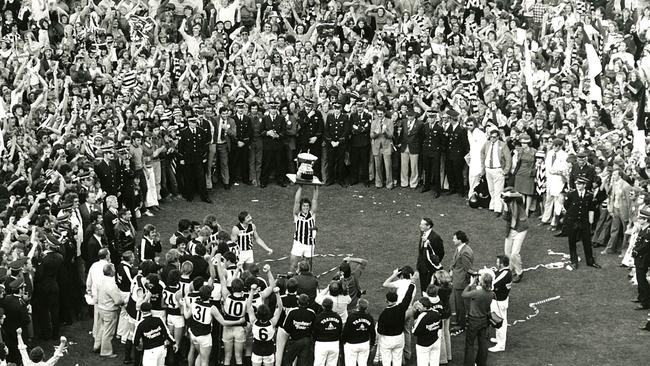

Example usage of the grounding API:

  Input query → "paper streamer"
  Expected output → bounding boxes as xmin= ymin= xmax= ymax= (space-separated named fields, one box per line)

xmin=509 ymin=296 xmax=562 ymax=326
xmin=257 ymin=253 xmax=354 ymax=278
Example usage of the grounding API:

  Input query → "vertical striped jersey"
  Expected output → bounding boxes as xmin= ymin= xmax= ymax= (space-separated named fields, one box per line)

xmin=236 ymin=223 xmax=254 ymax=251
xmin=294 ymin=212 xmax=315 ymax=245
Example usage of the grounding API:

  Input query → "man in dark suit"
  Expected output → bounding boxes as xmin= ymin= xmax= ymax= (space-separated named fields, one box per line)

xmin=84 ymin=223 xmax=105 ymax=267
xmin=444 ymin=110 xmax=469 ymax=196
xmin=94 ymin=144 xmax=119 ymax=197
xmin=569 ymin=152 xmax=597 ymax=189
xmin=0 ymin=277 xmax=31 ymax=363
xmin=231 ymin=99 xmax=252 ymax=185
xmin=260 ymin=100 xmax=287 ymax=187
xmin=116 ymin=144 xmax=138 ymax=229
xmin=297 ymin=100 xmax=324 ymax=178
xmin=33 ymin=243 xmax=64 ymax=341
xmin=563 ymin=176 xmax=601 ymax=270
xmin=103 ymin=195 xmax=120 ymax=264
xmin=398 ymin=110 xmax=423 ymax=189
xmin=450 ymin=230 xmax=474 ymax=331
xmin=417 ymin=217 xmax=444 ymax=293
xmin=421 ymin=110 xmax=447 ymax=197
xmin=324 ymin=102 xmax=350 ymax=186
xmin=348 ymin=99 xmax=372 ymax=186
xmin=178 ymin=117 xmax=211 ymax=203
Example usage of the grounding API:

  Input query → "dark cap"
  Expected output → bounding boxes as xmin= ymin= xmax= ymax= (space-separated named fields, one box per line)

xmin=575 ymin=175 xmax=589 ymax=184
xmin=639 ymin=207 xmax=650 ymax=219
xmin=9 ymin=258 xmax=27 ymax=270
xmin=140 ymin=302 xmax=152 ymax=312
xmin=7 ymin=276 xmax=24 ymax=290
xmin=576 ymin=151 xmax=588 ymax=158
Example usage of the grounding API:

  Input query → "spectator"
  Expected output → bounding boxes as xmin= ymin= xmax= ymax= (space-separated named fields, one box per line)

xmin=377 ymin=272 xmax=417 ymax=366
xmin=94 ymin=263 xmax=124 ymax=358
xmin=450 ymin=231 xmax=474 ymax=333
xmin=462 ymin=272 xmax=495 ymax=366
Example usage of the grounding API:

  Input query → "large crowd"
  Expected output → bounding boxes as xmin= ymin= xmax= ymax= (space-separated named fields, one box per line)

xmin=1 ymin=0 xmax=650 ymax=364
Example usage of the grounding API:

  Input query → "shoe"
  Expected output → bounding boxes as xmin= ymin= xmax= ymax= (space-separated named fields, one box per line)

xmin=635 ymin=305 xmax=650 ymax=310
xmin=260 ymin=183 xmax=267 ymax=188
xmin=421 ymin=187 xmax=431 ymax=193
xmin=640 ymin=325 xmax=650 ymax=331
xmin=488 ymin=346 xmax=505 ymax=353
xmin=233 ymin=182 xmax=240 ymax=186
xmin=224 ymin=184 xmax=231 ymax=190
xmin=123 ymin=361 xmax=133 ymax=365
xmin=434 ymin=192 xmax=440 ymax=198
xmin=566 ymin=263 xmax=576 ymax=271
xmin=202 ymin=198 xmax=213 ymax=204
xmin=495 ymin=212 xmax=502 ymax=218
xmin=92 ymin=348 xmax=100 ymax=354
xmin=537 ymin=221 xmax=549 ymax=226
xmin=588 ymin=263 xmax=601 ymax=269
xmin=143 ymin=210 xmax=154 ymax=217
xmin=554 ymin=231 xmax=565 ymax=237
xmin=632 ymin=299 xmax=641 ymax=303
xmin=101 ymin=354 xmax=118 ymax=359
xmin=185 ymin=197 xmax=193 ymax=202
xmin=279 ymin=182 xmax=287 ymax=187
xmin=490 ymin=338 xmax=498 ymax=343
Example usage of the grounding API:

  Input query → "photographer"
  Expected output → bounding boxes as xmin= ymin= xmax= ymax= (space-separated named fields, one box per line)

xmin=501 ymin=188 xmax=528 ymax=283
xmin=462 ymin=272 xmax=495 ymax=366
xmin=489 ymin=255 xmax=512 ymax=353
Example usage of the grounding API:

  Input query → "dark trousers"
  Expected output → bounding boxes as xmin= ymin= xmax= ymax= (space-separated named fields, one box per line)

xmin=453 ymin=288 xmax=469 ymax=328
xmin=160 ymin=159 xmax=178 ymax=198
xmin=422 ymin=153 xmax=442 ymax=192
xmin=184 ymin=162 xmax=208 ymax=200
xmin=285 ymin=145 xmax=297 ymax=174
xmin=282 ymin=337 xmax=312 ymax=366
xmin=261 ymin=148 xmax=285 ymax=185
xmin=463 ymin=317 xmax=488 ymax=366
xmin=349 ymin=144 xmax=370 ymax=184
xmin=446 ymin=155 xmax=465 ymax=193
xmin=134 ymin=169 xmax=147 ymax=208
xmin=417 ymin=264 xmax=435 ymax=293
xmin=35 ymin=287 xmax=60 ymax=338
xmin=230 ymin=144 xmax=249 ymax=183
xmin=636 ymin=257 xmax=650 ymax=307
xmin=326 ymin=144 xmax=346 ymax=184
xmin=568 ymin=224 xmax=595 ymax=265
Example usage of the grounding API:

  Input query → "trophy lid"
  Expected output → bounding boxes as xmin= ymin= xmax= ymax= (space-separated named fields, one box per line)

xmin=297 ymin=152 xmax=318 ymax=163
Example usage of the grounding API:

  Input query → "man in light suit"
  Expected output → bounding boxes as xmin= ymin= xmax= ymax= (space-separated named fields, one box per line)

xmin=398 ymin=110 xmax=423 ymax=189
xmin=450 ymin=230 xmax=474 ymax=332
xmin=417 ymin=218 xmax=444 ymax=294
xmin=213 ymin=107 xmax=237 ymax=190
xmin=480 ymin=129 xmax=512 ymax=217
xmin=541 ymin=139 xmax=568 ymax=229
xmin=371 ymin=107 xmax=394 ymax=189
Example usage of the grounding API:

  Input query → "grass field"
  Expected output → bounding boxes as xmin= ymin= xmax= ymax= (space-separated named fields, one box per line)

xmin=47 ymin=184 xmax=646 ymax=366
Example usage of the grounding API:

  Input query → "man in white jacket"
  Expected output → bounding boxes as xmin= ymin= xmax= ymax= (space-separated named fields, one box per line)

xmin=541 ymin=139 xmax=568 ymax=229
xmin=466 ymin=119 xmax=487 ymax=198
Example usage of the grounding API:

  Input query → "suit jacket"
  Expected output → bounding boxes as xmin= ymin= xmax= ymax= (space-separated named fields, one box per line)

xmin=421 ymin=122 xmax=446 ymax=157
xmin=417 ymin=230 xmax=444 ymax=271
xmin=398 ymin=119 xmax=423 ymax=154
xmin=450 ymin=245 xmax=474 ymax=289
xmin=178 ymin=126 xmax=209 ymax=163
xmin=34 ymin=251 xmax=63 ymax=292
xmin=324 ymin=113 xmax=351 ymax=145
xmin=232 ymin=113 xmax=252 ymax=145
xmin=480 ymin=140 xmax=512 ymax=175
xmin=445 ymin=124 xmax=469 ymax=159
xmin=84 ymin=235 xmax=104 ymax=266
xmin=103 ymin=209 xmax=119 ymax=246
xmin=563 ymin=190 xmax=595 ymax=228
xmin=0 ymin=295 xmax=29 ymax=332
xmin=370 ymin=117 xmax=394 ymax=155
xmin=94 ymin=159 xmax=119 ymax=195
xmin=349 ymin=111 xmax=372 ymax=147
xmin=212 ymin=117 xmax=237 ymax=146
xmin=297 ymin=110 xmax=324 ymax=146
xmin=79 ymin=202 xmax=93 ymax=233
xmin=261 ymin=113 xmax=287 ymax=150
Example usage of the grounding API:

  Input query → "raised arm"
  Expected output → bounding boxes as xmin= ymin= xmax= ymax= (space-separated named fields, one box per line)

xmin=245 ymin=287 xmax=258 ymax=323
xmin=311 ymin=186 xmax=319 ymax=213
xmin=293 ymin=185 xmax=303 ymax=215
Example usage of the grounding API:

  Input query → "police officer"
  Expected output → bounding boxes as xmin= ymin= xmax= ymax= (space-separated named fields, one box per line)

xmin=421 ymin=110 xmax=447 ymax=198
xmin=563 ymin=176 xmax=601 ymax=270
xmin=231 ymin=99 xmax=252 ymax=185
xmin=0 ymin=277 xmax=30 ymax=363
xmin=132 ymin=302 xmax=175 ymax=366
xmin=94 ymin=143 xmax=120 ymax=197
xmin=297 ymin=99 xmax=324 ymax=178
xmin=260 ymin=100 xmax=288 ymax=187
xmin=114 ymin=209 xmax=137 ymax=262
xmin=116 ymin=144 xmax=139 ymax=228
xmin=178 ymin=117 xmax=212 ymax=203
xmin=444 ymin=109 xmax=469 ymax=196
xmin=632 ymin=208 xmax=650 ymax=310
xmin=348 ymin=99 xmax=372 ymax=186
xmin=324 ymin=102 xmax=350 ymax=186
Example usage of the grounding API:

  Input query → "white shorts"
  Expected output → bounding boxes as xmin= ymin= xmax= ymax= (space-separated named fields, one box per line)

xmin=151 ymin=310 xmax=166 ymax=322
xmin=222 ymin=325 xmax=246 ymax=343
xmin=167 ymin=314 xmax=185 ymax=328
xmin=239 ymin=250 xmax=255 ymax=264
xmin=252 ymin=353 xmax=274 ymax=364
xmin=291 ymin=240 xmax=314 ymax=258
xmin=189 ymin=330 xmax=213 ymax=348
xmin=142 ymin=345 xmax=166 ymax=366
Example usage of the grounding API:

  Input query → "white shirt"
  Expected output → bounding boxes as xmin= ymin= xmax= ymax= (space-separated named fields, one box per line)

xmin=87 ymin=259 xmax=110 ymax=299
